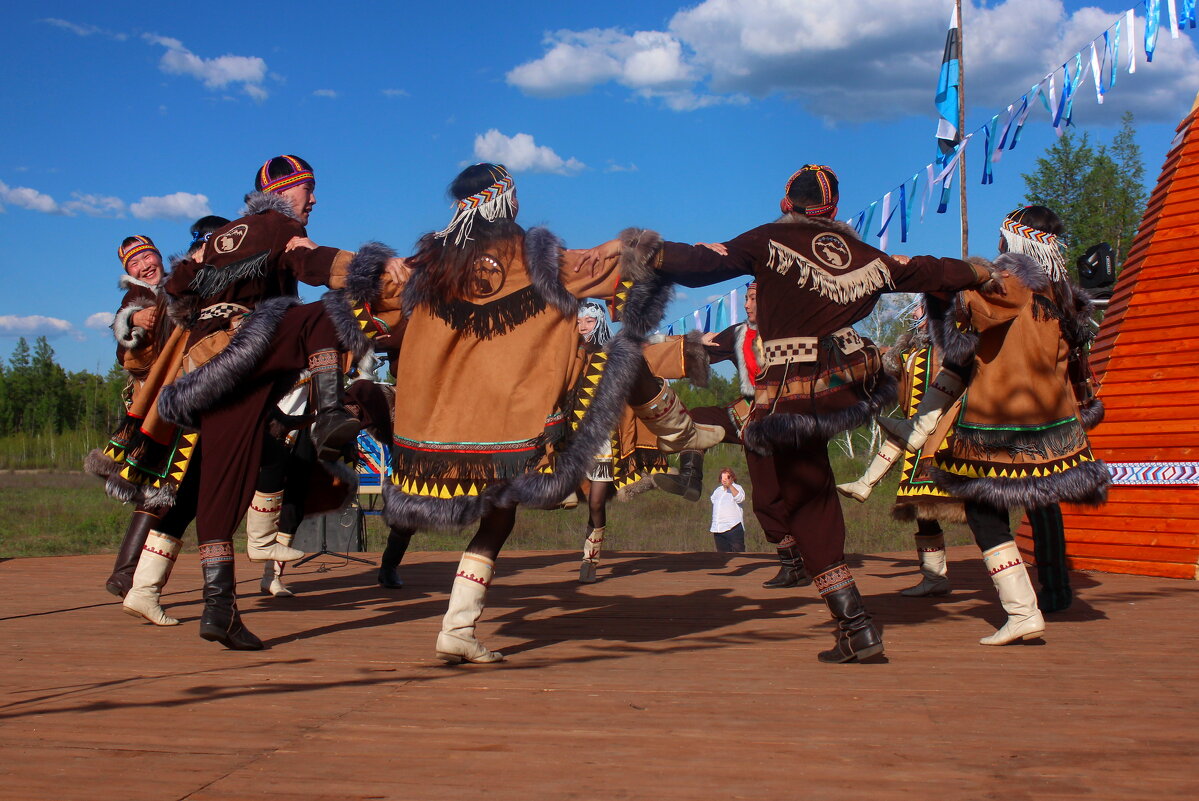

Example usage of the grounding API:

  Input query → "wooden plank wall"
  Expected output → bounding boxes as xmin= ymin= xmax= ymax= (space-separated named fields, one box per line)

xmin=1016 ymin=104 xmax=1199 ymax=580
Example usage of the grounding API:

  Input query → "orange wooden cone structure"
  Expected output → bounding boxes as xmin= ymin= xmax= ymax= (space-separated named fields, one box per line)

xmin=1015 ymin=94 xmax=1199 ymax=579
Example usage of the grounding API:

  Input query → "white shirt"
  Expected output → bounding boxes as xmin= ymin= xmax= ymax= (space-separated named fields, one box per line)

xmin=710 ymin=482 xmax=745 ymax=533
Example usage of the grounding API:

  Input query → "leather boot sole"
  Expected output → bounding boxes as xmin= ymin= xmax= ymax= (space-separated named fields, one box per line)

xmin=199 ymin=624 xmax=265 ymax=650
xmin=122 ymin=605 xmax=180 ymax=627
xmin=818 ymin=642 xmax=886 ymax=663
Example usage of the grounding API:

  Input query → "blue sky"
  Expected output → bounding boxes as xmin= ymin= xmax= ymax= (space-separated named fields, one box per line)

xmin=3 ymin=0 xmax=1197 ymax=372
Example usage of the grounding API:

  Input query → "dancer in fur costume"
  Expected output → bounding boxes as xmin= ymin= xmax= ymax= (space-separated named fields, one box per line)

xmin=581 ymin=164 xmax=999 ymax=663
xmin=878 ymin=207 xmax=1106 ymax=632
xmin=571 ymin=302 xmax=711 ymax=583
xmin=152 ymin=154 xmax=401 ymax=650
xmin=693 ymin=281 xmax=810 ymax=589
xmin=380 ymin=163 xmax=721 ymax=664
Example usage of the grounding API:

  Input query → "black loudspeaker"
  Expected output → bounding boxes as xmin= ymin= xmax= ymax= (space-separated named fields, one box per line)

xmin=1077 ymin=242 xmax=1116 ymax=298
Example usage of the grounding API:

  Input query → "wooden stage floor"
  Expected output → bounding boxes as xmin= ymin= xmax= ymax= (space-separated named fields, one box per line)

xmin=2 ymin=548 xmax=1196 ymax=800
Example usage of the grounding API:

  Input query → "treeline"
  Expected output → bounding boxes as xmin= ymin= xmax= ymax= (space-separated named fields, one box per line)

xmin=0 ymin=337 xmax=125 ymax=437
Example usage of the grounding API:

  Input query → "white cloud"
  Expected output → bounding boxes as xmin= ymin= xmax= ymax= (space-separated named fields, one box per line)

xmin=40 ymin=18 xmax=127 ymax=40
xmin=0 ymin=315 xmax=79 ymax=340
xmin=61 ymin=192 xmax=126 ymax=218
xmin=381 ymin=88 xmax=409 ymax=97
xmin=313 ymin=89 xmax=338 ymax=99
xmin=605 ymin=161 xmax=639 ymax=173
xmin=508 ymin=0 xmax=1199 ymax=123
xmin=0 ymin=180 xmax=59 ymax=213
xmin=143 ymin=34 xmax=269 ymax=101
xmin=130 ymin=192 xmax=211 ymax=220
xmin=86 ymin=312 xmax=115 ymax=330
xmin=473 ymin=130 xmax=585 ymax=175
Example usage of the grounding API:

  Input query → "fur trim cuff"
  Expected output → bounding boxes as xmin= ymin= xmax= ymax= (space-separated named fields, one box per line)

xmin=619 ymin=228 xmax=662 ymax=284
xmin=321 ymin=241 xmax=397 ymax=359
xmin=112 ymin=301 xmax=151 ymax=349
xmin=931 ymin=459 xmax=1110 ymax=508
xmin=741 ymin=372 xmax=898 ymax=454
xmin=1079 ymin=398 xmax=1105 ymax=431
xmin=924 ymin=293 xmax=978 ymax=366
xmin=683 ymin=330 xmax=710 ymax=388
xmin=995 ymin=252 xmax=1048 ymax=292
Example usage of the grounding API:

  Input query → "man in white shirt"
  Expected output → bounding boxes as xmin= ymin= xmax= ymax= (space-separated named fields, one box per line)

xmin=709 ymin=468 xmax=746 ymax=552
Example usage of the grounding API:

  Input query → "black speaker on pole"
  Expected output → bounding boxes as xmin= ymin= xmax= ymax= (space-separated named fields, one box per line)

xmin=1077 ymin=242 xmax=1116 ymax=299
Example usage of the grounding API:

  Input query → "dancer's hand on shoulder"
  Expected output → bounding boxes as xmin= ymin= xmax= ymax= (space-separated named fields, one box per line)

xmin=697 ymin=242 xmax=728 ymax=256
xmin=701 ymin=331 xmax=719 ymax=346
xmin=574 ymin=239 xmax=621 ymax=275
xmin=890 ymin=254 xmax=910 ymax=265
xmin=385 ymin=257 xmax=410 ymax=286
xmin=285 ymin=236 xmax=317 ymax=252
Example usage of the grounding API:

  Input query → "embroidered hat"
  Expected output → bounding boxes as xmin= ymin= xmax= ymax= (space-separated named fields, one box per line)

xmin=780 ymin=164 xmax=839 ymax=218
xmin=255 ymin=154 xmax=315 ymax=195
xmin=118 ymin=235 xmax=160 ymax=269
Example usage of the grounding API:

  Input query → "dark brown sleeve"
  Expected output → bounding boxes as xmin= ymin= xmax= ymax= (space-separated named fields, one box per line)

xmin=706 ymin=325 xmax=737 ymax=364
xmin=890 ymin=255 xmax=988 ymax=294
xmin=658 ymin=231 xmax=759 ymax=288
xmin=281 ymin=245 xmax=347 ymax=288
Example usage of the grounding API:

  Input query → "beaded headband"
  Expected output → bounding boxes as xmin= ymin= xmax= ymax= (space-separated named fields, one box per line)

xmin=434 ymin=165 xmax=517 ymax=246
xmin=257 ymin=155 xmax=314 ymax=195
xmin=1001 ymin=216 xmax=1067 ymax=281
xmin=118 ymin=235 xmax=159 ymax=269
xmin=780 ymin=164 xmax=838 ymax=218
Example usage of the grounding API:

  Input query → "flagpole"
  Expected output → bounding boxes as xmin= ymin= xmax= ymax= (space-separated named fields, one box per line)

xmin=956 ymin=0 xmax=968 ymax=258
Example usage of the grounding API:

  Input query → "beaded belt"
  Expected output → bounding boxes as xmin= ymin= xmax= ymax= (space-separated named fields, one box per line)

xmin=198 ymin=303 xmax=250 ymax=321
xmin=761 ymin=326 xmax=865 ymax=367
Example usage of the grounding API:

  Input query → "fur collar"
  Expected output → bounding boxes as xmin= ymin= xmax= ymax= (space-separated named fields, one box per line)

xmin=995 ymin=252 xmax=1048 ymax=292
xmin=118 ymin=274 xmax=161 ymax=294
xmin=242 ymin=191 xmax=302 ymax=222
xmin=772 ymin=213 xmax=861 ymax=241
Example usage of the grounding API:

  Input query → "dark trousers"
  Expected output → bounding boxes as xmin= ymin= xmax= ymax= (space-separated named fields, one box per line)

xmin=744 ymin=439 xmax=846 ymax=575
xmin=964 ymin=500 xmax=1013 ymax=551
xmin=712 ymin=523 xmax=746 ymax=553
xmin=1029 ymin=504 xmax=1071 ymax=603
xmin=195 ymin=302 xmax=341 ymax=546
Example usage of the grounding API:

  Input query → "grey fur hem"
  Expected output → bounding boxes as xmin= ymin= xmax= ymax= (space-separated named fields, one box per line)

xmin=112 ymin=301 xmax=151 ymax=348
xmin=741 ymin=372 xmax=899 ymax=455
xmin=381 ymin=269 xmax=674 ymax=530
xmin=1079 ymin=398 xmax=1105 ymax=431
xmin=683 ymin=330 xmax=710 ymax=388
xmin=891 ymin=500 xmax=967 ymax=524
xmin=84 ymin=449 xmax=178 ymax=509
xmin=242 ymin=191 xmax=302 ymax=222
xmin=158 ymin=296 xmax=300 ymax=428
xmin=616 ymin=474 xmax=658 ymax=502
xmin=773 ymin=213 xmax=861 ymax=241
xmin=322 ymin=241 xmax=396 ymax=359
xmin=618 ymin=227 xmax=662 ymax=284
xmin=930 ymin=459 xmax=1110 ymax=509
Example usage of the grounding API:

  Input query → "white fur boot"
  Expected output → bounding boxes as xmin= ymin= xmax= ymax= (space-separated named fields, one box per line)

xmin=980 ymin=542 xmax=1046 ymax=645
xmin=245 ymin=491 xmax=305 ymax=563
xmin=900 ymin=534 xmax=952 ymax=597
xmin=876 ymin=367 xmax=966 ymax=451
xmin=578 ymin=526 xmax=605 ymax=584
xmin=436 ymin=553 xmax=504 ymax=664
xmin=836 ymin=434 xmax=905 ymax=502
xmin=122 ymin=531 xmax=182 ymax=626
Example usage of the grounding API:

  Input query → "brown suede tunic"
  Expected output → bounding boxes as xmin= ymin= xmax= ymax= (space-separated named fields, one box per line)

xmin=390 ymin=235 xmax=624 ymax=499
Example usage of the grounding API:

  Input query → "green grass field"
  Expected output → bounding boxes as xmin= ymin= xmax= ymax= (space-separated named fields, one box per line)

xmin=0 ymin=443 xmax=977 ymax=559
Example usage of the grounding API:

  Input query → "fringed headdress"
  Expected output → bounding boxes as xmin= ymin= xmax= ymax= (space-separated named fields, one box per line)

xmin=899 ymin=294 xmax=927 ymax=332
xmin=1001 ymin=216 xmax=1067 ymax=282
xmin=435 ymin=164 xmax=518 ymax=246
xmin=256 ymin=155 xmax=314 ymax=195
xmin=118 ymin=235 xmax=159 ymax=269
xmin=780 ymin=164 xmax=838 ymax=218
xmin=578 ymin=300 xmax=612 ymax=347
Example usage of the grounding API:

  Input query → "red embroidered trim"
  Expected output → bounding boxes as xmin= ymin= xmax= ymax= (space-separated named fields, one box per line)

xmin=199 ymin=541 xmax=235 ymax=565
xmin=742 ymin=328 xmax=760 ymax=381
xmin=456 ymin=570 xmax=490 ymax=587
xmin=813 ymin=563 xmax=854 ymax=595
xmin=988 ymin=559 xmax=1021 ymax=576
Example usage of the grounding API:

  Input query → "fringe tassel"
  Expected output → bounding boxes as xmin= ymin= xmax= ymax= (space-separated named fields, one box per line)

xmin=953 ymin=418 xmax=1088 ymax=461
xmin=427 ymin=285 xmax=546 ymax=340
xmin=766 ymin=242 xmax=893 ymax=304
xmin=189 ymin=250 xmax=271 ymax=298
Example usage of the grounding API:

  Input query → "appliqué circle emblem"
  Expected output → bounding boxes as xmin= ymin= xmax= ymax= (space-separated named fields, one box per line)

xmin=471 ymin=255 xmax=507 ymax=298
xmin=213 ymin=224 xmax=249 ymax=255
xmin=811 ymin=233 xmax=851 ymax=269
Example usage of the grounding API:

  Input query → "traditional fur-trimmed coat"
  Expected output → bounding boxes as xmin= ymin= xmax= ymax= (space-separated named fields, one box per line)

xmin=706 ymin=321 xmax=761 ymax=402
xmin=382 ymin=227 xmax=669 ymax=529
xmin=655 ymin=214 xmax=992 ymax=452
xmin=112 ymin=274 xmax=163 ymax=387
xmin=928 ymin=253 xmax=1109 ymax=508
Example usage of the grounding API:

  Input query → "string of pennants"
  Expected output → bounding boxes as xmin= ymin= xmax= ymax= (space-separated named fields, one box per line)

xmin=654 ymin=1 xmax=1196 ymax=335
xmin=853 ymin=0 xmax=1196 ymax=252
xmin=662 ymin=285 xmax=741 ymax=336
